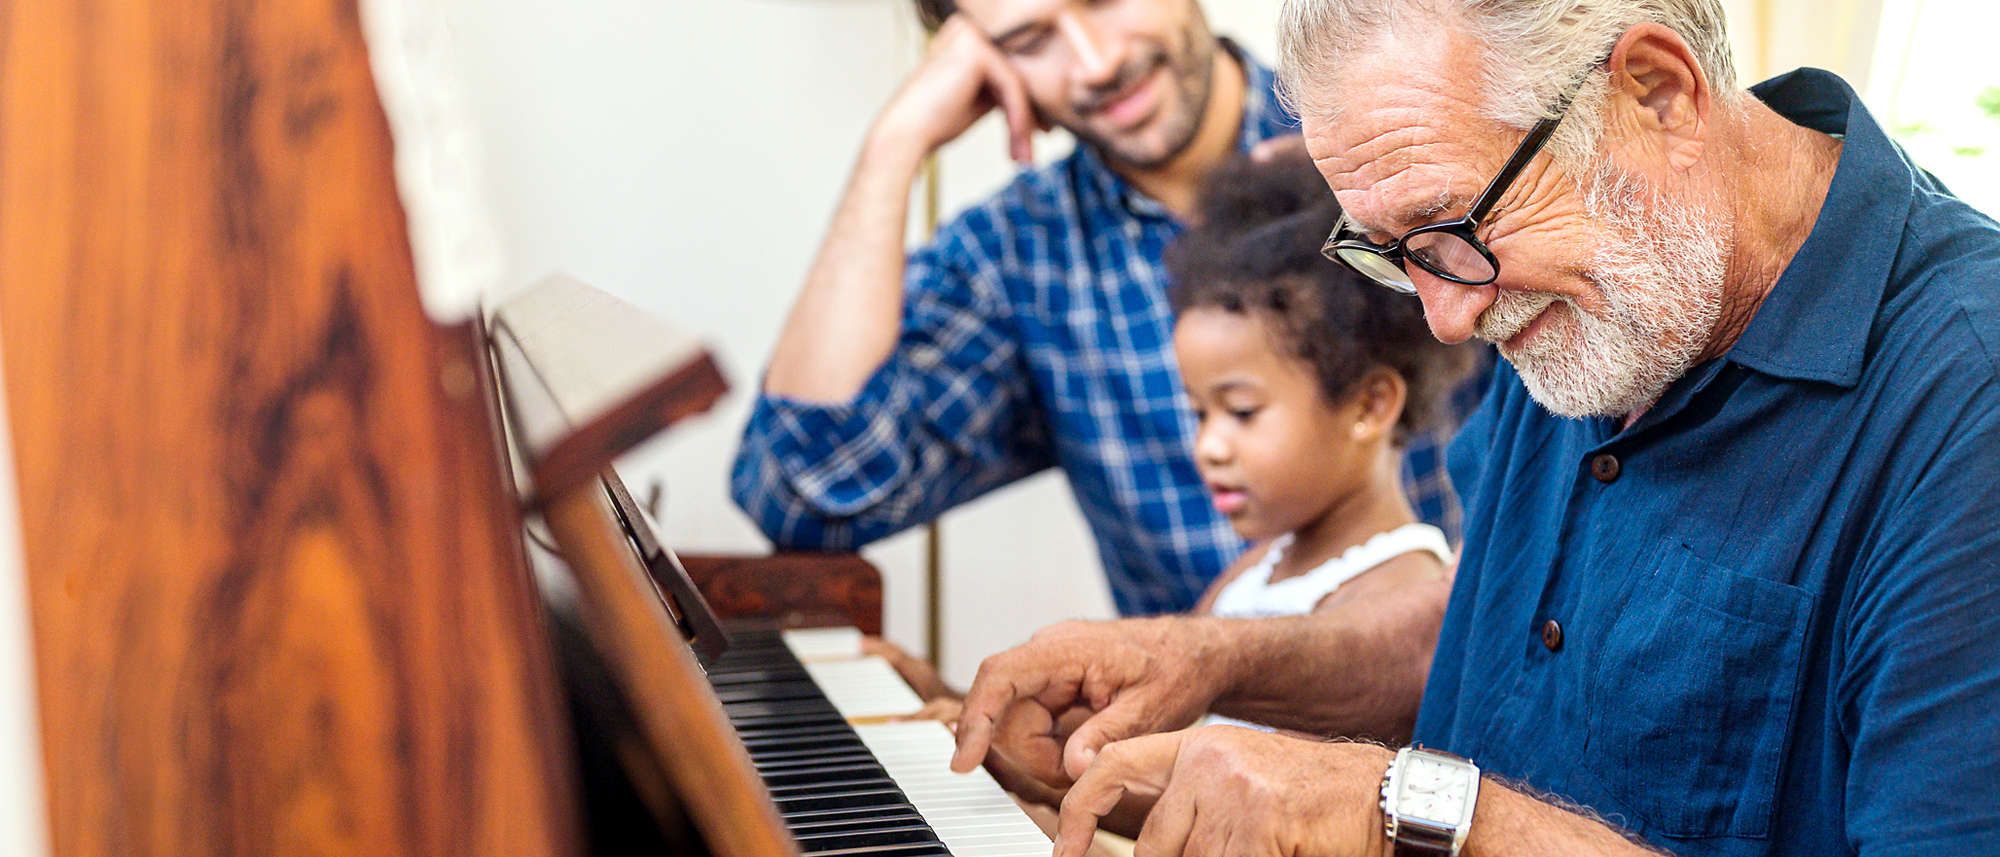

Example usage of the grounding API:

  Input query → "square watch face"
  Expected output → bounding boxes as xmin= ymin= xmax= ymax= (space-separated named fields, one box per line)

xmin=1398 ymin=755 xmax=1470 ymax=825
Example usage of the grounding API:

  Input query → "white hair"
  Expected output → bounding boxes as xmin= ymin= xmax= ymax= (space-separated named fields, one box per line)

xmin=1277 ymin=0 xmax=1742 ymax=168
xmin=1471 ymin=167 xmax=1732 ymax=417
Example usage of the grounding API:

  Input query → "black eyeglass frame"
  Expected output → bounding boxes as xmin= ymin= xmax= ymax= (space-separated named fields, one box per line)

xmin=1321 ymin=109 xmax=1568 ymax=294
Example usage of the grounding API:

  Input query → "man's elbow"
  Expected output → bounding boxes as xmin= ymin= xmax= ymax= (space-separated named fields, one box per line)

xmin=728 ymin=445 xmax=815 ymax=547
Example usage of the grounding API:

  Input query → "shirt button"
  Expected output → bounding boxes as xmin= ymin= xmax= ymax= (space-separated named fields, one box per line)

xmin=1589 ymin=453 xmax=1622 ymax=483
xmin=1541 ymin=619 xmax=1565 ymax=652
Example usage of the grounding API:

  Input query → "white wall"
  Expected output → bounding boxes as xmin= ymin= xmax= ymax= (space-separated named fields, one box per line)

xmin=438 ymin=0 xmax=933 ymax=658
xmin=0 ymin=332 xmax=53 ymax=857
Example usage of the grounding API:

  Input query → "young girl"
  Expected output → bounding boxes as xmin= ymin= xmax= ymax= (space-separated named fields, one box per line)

xmin=1167 ymin=151 xmax=1480 ymax=634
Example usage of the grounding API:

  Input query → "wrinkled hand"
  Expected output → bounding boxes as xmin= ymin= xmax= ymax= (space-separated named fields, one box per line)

xmin=979 ymin=699 xmax=1085 ymax=807
xmin=950 ymin=618 xmax=1229 ymax=785
xmin=890 ymin=678 xmax=1077 ymax=807
xmin=872 ymin=13 xmax=1040 ymax=164
xmin=1057 ymin=727 xmax=1394 ymax=857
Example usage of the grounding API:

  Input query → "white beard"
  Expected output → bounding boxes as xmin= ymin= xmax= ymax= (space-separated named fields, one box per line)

xmin=1476 ymin=170 xmax=1733 ymax=419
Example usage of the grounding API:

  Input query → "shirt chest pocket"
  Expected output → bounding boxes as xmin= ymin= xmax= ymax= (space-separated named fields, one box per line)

xmin=1583 ymin=542 xmax=1815 ymax=841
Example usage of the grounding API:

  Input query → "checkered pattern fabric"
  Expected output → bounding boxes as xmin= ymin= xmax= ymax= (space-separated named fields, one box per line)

xmin=733 ymin=51 xmax=1483 ymax=615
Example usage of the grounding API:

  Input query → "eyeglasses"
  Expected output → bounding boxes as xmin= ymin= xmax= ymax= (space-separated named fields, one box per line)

xmin=1320 ymin=105 xmax=1571 ymax=295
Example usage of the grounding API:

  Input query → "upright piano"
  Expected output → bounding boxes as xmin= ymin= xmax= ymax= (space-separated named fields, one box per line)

xmin=0 ymin=2 xmax=1050 ymax=856
xmin=492 ymin=277 xmax=1055 ymax=857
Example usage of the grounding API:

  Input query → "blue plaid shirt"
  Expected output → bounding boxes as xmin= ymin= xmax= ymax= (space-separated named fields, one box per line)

xmin=733 ymin=51 xmax=1481 ymax=615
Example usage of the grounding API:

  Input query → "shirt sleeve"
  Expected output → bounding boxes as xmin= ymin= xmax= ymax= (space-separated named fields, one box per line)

xmin=730 ymin=228 xmax=1055 ymax=550
xmin=1838 ymin=373 xmax=2000 ymax=857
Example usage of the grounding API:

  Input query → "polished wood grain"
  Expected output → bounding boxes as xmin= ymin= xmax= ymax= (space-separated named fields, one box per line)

xmin=678 ymin=553 xmax=885 ymax=635
xmin=0 ymin=2 xmax=580 ymax=855
xmin=542 ymin=481 xmax=800 ymax=857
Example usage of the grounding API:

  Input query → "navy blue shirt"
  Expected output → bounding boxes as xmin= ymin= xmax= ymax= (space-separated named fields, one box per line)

xmin=1416 ymin=69 xmax=2000 ymax=857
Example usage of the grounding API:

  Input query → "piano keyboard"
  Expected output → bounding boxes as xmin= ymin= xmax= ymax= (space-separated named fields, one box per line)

xmin=705 ymin=627 xmax=1052 ymax=857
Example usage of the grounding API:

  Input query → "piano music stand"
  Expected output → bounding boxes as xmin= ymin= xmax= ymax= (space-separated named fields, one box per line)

xmin=599 ymin=469 xmax=729 ymax=665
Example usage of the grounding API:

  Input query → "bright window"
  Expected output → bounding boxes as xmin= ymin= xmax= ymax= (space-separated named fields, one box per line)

xmin=1865 ymin=0 xmax=2000 ymax=215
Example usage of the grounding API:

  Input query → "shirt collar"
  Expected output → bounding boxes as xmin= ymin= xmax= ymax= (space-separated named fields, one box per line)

xmin=1076 ymin=39 xmax=1300 ymax=220
xmin=1725 ymin=68 xmax=1912 ymax=388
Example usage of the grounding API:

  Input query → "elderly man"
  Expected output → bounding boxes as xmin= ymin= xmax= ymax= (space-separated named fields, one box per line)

xmin=731 ymin=0 xmax=1482 ymax=618
xmin=949 ymin=1 xmax=2000 ymax=855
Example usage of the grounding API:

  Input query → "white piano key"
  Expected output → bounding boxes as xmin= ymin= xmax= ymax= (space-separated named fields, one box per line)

xmin=801 ymin=657 xmax=927 ymax=720
xmin=781 ymin=626 xmax=865 ymax=662
xmin=853 ymin=721 xmax=1051 ymax=857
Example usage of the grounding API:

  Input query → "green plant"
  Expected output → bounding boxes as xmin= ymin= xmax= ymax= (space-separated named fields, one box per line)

xmin=1894 ymin=119 xmax=1937 ymax=138
xmin=1978 ymin=86 xmax=2000 ymax=121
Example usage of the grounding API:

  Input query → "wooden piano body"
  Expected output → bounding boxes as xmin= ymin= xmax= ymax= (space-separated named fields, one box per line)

xmin=0 ymin=2 xmax=1040 ymax=856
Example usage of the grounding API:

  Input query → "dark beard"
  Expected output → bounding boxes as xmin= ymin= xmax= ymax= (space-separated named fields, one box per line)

xmin=1067 ymin=19 xmax=1219 ymax=171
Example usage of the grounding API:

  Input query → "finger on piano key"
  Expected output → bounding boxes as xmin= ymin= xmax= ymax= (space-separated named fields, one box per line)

xmin=720 ymin=628 xmax=1055 ymax=857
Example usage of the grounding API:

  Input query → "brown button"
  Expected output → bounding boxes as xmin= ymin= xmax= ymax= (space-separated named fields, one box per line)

xmin=1589 ymin=453 xmax=1621 ymax=483
xmin=1541 ymin=619 xmax=1564 ymax=652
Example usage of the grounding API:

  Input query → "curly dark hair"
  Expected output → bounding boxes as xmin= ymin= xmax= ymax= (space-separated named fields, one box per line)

xmin=915 ymin=0 xmax=955 ymax=31
xmin=1166 ymin=150 xmax=1480 ymax=443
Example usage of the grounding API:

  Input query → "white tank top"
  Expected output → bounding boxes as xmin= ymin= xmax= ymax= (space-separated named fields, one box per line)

xmin=1209 ymin=523 xmax=1452 ymax=619
xmin=1202 ymin=522 xmax=1453 ymax=731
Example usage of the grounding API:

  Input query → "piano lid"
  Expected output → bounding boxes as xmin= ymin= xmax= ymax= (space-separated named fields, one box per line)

xmin=490 ymin=273 xmax=725 ymax=502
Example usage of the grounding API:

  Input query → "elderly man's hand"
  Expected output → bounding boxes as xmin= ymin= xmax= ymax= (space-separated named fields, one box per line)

xmin=1056 ymin=727 xmax=1395 ymax=857
xmin=949 ymin=618 xmax=1231 ymax=784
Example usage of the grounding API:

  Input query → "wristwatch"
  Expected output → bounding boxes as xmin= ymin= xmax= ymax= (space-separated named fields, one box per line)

xmin=1379 ymin=745 xmax=1481 ymax=856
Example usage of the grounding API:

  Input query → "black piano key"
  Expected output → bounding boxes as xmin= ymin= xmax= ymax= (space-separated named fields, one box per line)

xmin=732 ymin=716 xmax=851 ymax=734
xmin=723 ymin=698 xmax=846 ymax=719
xmin=784 ymin=810 xmax=928 ymax=833
xmin=743 ymin=735 xmax=864 ymax=757
xmin=740 ymin=716 xmax=856 ymax=736
xmin=804 ymin=841 xmax=955 ymax=857
xmin=794 ymin=825 xmax=939 ymax=853
xmin=728 ymin=700 xmax=842 ymax=717
xmin=713 ymin=681 xmax=826 ymax=704
xmin=760 ymin=764 xmax=890 ymax=788
xmin=734 ymin=716 xmax=848 ymax=733
xmin=729 ymin=714 xmax=851 ymax=732
xmin=767 ymin=776 xmax=900 ymax=797
xmin=792 ymin=824 xmax=937 ymax=846
xmin=753 ymin=752 xmax=881 ymax=772
xmin=774 ymin=786 xmax=910 ymax=815
xmin=744 ymin=741 xmax=862 ymax=760
xmin=708 ymin=668 xmax=814 ymax=687
xmin=736 ymin=716 xmax=851 ymax=732
xmin=744 ymin=740 xmax=860 ymax=760
xmin=780 ymin=805 xmax=925 ymax=826
xmin=735 ymin=717 xmax=849 ymax=734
